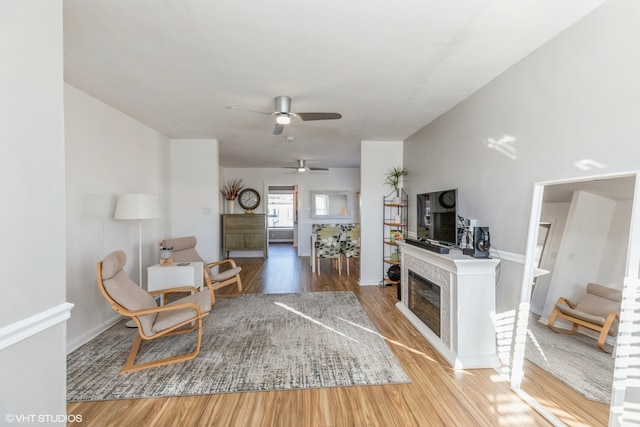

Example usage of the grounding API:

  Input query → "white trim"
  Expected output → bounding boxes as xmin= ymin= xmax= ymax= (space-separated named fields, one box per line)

xmin=490 ymin=248 xmax=525 ymax=264
xmin=66 ymin=313 xmax=122 ymax=354
xmin=0 ymin=302 xmax=74 ymax=351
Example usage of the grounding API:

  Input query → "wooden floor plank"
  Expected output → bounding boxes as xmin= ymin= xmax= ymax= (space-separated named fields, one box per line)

xmin=68 ymin=244 xmax=608 ymax=426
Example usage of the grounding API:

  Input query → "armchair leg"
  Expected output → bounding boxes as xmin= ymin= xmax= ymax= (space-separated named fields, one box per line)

xmin=120 ymin=319 xmax=203 ymax=374
xmin=547 ymin=309 xmax=579 ymax=334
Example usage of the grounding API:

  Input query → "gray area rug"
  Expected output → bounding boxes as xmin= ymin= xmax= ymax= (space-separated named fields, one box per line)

xmin=525 ymin=318 xmax=614 ymax=403
xmin=67 ymin=291 xmax=410 ymax=401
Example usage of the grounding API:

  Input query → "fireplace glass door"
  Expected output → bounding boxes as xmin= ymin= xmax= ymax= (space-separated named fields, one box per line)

xmin=408 ymin=270 xmax=441 ymax=337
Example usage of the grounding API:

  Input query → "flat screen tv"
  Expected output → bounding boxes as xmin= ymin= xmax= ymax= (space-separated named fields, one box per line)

xmin=416 ymin=189 xmax=458 ymax=247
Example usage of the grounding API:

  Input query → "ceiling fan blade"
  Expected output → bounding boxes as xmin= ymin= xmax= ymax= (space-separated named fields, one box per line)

xmin=226 ymin=106 xmax=271 ymax=115
xmin=273 ymin=123 xmax=285 ymax=135
xmin=296 ymin=112 xmax=342 ymax=121
xmin=309 ymin=167 xmax=329 ymax=171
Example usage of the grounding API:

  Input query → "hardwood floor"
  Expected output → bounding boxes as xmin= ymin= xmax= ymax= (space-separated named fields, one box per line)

xmin=68 ymin=244 xmax=605 ymax=426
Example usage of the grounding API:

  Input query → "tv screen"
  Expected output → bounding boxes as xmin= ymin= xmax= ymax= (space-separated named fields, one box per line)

xmin=416 ymin=189 xmax=458 ymax=247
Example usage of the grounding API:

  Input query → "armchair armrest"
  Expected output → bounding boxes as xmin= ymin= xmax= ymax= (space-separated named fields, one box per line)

xmin=207 ymin=258 xmax=238 ymax=269
xmin=556 ymin=297 xmax=577 ymax=309
xmin=114 ymin=300 xmax=206 ymax=319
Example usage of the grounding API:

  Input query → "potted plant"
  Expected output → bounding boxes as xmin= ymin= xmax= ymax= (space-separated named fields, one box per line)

xmin=384 ymin=166 xmax=408 ymax=198
xmin=220 ymin=178 xmax=244 ymax=213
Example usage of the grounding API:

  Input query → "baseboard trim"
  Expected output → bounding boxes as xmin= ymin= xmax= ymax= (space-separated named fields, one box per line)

xmin=0 ymin=302 xmax=74 ymax=351
xmin=67 ymin=314 xmax=123 ymax=354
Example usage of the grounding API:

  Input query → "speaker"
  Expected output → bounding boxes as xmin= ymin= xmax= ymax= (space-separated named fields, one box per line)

xmin=387 ymin=265 xmax=401 ymax=282
xmin=473 ymin=226 xmax=491 ymax=258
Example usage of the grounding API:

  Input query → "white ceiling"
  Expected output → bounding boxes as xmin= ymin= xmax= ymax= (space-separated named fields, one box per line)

xmin=63 ymin=0 xmax=606 ymax=169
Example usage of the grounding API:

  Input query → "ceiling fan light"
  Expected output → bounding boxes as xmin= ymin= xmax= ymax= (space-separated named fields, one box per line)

xmin=276 ymin=115 xmax=291 ymax=125
xmin=297 ymin=167 xmax=306 ymax=172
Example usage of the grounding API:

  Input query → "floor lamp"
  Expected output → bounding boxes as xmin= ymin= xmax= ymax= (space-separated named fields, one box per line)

xmin=114 ymin=193 xmax=163 ymax=327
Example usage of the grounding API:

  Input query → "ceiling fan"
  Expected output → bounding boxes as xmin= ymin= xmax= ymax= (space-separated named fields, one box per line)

xmin=227 ymin=96 xmax=341 ymax=135
xmin=284 ymin=159 xmax=329 ymax=173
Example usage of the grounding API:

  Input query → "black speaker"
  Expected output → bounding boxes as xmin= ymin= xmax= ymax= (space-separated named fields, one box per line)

xmin=473 ymin=226 xmax=491 ymax=258
xmin=387 ymin=265 xmax=401 ymax=282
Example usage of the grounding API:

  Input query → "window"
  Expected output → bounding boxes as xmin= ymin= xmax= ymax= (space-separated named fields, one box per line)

xmin=268 ymin=193 xmax=294 ymax=228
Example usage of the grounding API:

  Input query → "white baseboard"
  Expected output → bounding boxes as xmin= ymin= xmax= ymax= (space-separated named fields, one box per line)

xmin=66 ymin=314 xmax=122 ymax=354
xmin=0 ymin=302 xmax=74 ymax=351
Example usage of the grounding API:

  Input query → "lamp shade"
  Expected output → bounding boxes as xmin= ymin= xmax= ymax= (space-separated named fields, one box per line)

xmin=114 ymin=194 xmax=163 ymax=220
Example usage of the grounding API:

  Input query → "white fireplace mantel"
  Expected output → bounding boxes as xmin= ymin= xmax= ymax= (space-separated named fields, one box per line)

xmin=396 ymin=241 xmax=500 ymax=369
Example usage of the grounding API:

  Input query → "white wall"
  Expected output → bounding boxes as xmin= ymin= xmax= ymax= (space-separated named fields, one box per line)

xmin=169 ymin=139 xmax=221 ymax=263
xmin=598 ymin=199 xmax=633 ymax=287
xmin=222 ymin=167 xmax=360 ymax=258
xmin=404 ymin=0 xmax=640 ymax=314
xmin=65 ymin=85 xmax=169 ymax=350
xmin=360 ymin=141 xmax=403 ymax=286
xmin=0 ymin=0 xmax=68 ymax=419
xmin=402 ymin=0 xmax=640 ymax=422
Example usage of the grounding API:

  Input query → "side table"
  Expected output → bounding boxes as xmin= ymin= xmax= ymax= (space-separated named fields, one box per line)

xmin=147 ymin=262 xmax=204 ymax=305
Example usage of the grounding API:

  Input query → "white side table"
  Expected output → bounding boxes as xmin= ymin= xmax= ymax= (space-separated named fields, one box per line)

xmin=147 ymin=262 xmax=204 ymax=305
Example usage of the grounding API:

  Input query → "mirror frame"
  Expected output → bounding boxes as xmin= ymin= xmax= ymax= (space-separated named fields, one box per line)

xmin=511 ymin=171 xmax=640 ymax=426
xmin=310 ymin=190 xmax=353 ymax=220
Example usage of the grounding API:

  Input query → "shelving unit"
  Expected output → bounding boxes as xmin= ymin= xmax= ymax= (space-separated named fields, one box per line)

xmin=383 ymin=189 xmax=408 ymax=297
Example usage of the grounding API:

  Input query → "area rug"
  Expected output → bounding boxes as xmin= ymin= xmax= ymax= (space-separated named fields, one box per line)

xmin=525 ymin=317 xmax=614 ymax=403
xmin=67 ymin=291 xmax=410 ymax=401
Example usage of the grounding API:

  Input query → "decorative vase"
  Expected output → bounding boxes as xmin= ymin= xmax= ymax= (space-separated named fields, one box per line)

xmin=225 ymin=199 xmax=234 ymax=214
xmin=159 ymin=249 xmax=173 ymax=259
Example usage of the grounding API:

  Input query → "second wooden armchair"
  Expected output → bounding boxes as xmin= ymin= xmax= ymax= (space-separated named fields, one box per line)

xmin=161 ymin=236 xmax=243 ymax=297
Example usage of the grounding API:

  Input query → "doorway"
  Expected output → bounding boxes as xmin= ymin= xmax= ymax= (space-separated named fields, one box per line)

xmin=267 ymin=185 xmax=298 ymax=247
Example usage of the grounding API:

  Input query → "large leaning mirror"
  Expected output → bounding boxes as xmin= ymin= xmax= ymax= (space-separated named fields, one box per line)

xmin=311 ymin=190 xmax=352 ymax=219
xmin=511 ymin=172 xmax=640 ymax=426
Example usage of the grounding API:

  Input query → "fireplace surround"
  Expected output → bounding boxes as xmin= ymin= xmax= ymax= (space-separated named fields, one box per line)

xmin=396 ymin=241 xmax=500 ymax=369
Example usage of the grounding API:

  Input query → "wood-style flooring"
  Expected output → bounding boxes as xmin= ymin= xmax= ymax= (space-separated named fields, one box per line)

xmin=68 ymin=244 xmax=609 ymax=426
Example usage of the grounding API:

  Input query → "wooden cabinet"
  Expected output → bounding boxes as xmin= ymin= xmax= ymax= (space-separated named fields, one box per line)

xmin=222 ymin=214 xmax=268 ymax=258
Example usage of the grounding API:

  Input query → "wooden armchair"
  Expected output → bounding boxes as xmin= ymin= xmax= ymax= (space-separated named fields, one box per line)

xmin=161 ymin=236 xmax=243 ymax=297
xmin=97 ymin=250 xmax=212 ymax=373
xmin=547 ymin=282 xmax=622 ymax=352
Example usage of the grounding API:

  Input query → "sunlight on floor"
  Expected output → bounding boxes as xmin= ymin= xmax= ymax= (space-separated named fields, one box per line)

xmin=335 ymin=315 xmax=438 ymax=362
xmin=273 ymin=302 xmax=367 ymax=347
xmin=484 ymin=389 xmax=555 ymax=426
xmin=525 ymin=329 xmax=549 ymax=367
xmin=273 ymin=295 xmax=439 ymax=362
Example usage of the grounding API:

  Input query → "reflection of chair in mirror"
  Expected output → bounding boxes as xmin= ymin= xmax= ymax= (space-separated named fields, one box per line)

xmin=547 ymin=282 xmax=622 ymax=352
xmin=161 ymin=236 xmax=243 ymax=297
xmin=315 ymin=225 xmax=342 ymax=276
xmin=97 ymin=250 xmax=212 ymax=373
xmin=342 ymin=224 xmax=360 ymax=275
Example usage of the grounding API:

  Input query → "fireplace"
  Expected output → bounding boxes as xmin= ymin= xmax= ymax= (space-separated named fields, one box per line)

xmin=408 ymin=270 xmax=441 ymax=337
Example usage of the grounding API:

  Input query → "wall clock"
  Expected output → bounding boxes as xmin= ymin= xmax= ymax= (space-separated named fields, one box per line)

xmin=238 ymin=188 xmax=260 ymax=212
xmin=438 ymin=190 xmax=456 ymax=209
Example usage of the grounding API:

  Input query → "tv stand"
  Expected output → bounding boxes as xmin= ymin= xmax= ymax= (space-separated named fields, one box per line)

xmin=406 ymin=238 xmax=450 ymax=254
